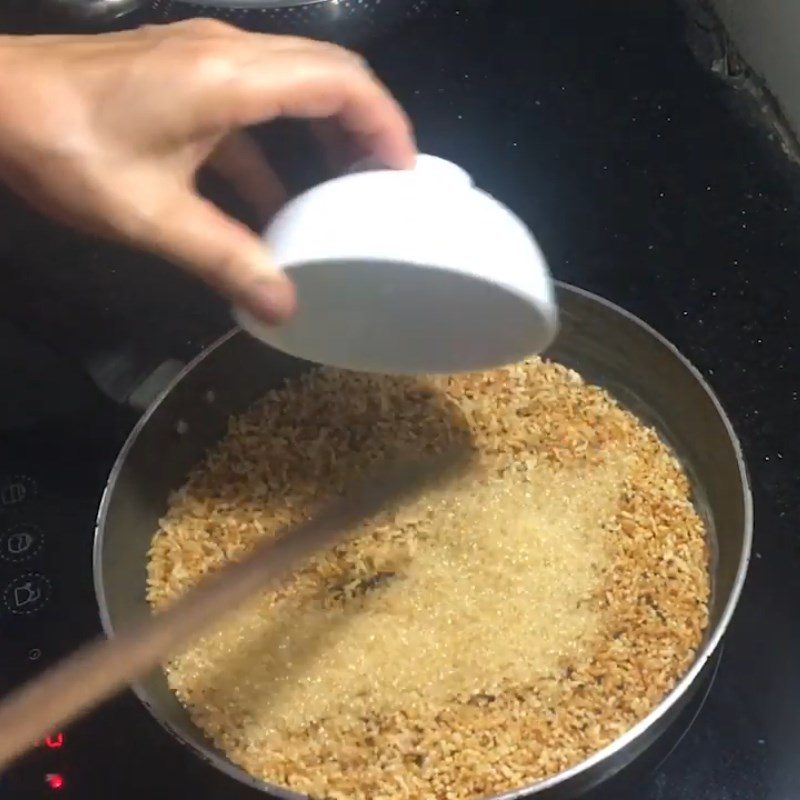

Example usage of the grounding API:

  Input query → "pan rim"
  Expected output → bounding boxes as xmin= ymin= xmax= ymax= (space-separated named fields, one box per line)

xmin=93 ymin=281 xmax=753 ymax=799
xmin=172 ymin=0 xmax=332 ymax=10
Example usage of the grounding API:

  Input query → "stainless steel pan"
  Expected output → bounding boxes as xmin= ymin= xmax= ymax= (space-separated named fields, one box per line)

xmin=93 ymin=282 xmax=752 ymax=798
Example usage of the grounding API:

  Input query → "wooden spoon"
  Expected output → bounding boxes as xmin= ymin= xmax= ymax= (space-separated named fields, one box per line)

xmin=0 ymin=450 xmax=466 ymax=771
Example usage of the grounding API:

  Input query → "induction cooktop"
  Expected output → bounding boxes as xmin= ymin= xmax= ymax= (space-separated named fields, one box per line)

xmin=2 ymin=0 xmax=800 ymax=796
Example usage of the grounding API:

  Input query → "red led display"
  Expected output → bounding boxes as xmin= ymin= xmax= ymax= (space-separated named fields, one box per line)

xmin=42 ymin=733 xmax=66 ymax=791
xmin=45 ymin=773 xmax=64 ymax=790
xmin=44 ymin=733 xmax=64 ymax=749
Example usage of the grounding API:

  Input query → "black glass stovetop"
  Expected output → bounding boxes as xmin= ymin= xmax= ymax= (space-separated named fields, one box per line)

xmin=2 ymin=0 xmax=800 ymax=798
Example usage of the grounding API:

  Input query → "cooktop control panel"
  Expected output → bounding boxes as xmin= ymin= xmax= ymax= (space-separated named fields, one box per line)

xmin=0 ymin=435 xmax=97 ymax=798
xmin=0 ymin=409 xmax=264 ymax=799
xmin=2 ymin=471 xmax=55 ymax=667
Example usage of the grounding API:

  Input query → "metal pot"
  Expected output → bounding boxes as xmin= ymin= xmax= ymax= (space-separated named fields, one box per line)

xmin=93 ymin=283 xmax=752 ymax=799
xmin=37 ymin=0 xmax=436 ymax=44
xmin=149 ymin=0 xmax=433 ymax=44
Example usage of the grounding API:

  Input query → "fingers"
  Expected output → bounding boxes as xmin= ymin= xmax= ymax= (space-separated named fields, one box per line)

xmin=322 ymin=72 xmax=417 ymax=171
xmin=209 ymin=41 xmax=416 ymax=170
xmin=309 ymin=118 xmax=358 ymax=173
xmin=278 ymin=60 xmax=416 ymax=170
xmin=208 ymin=131 xmax=286 ymax=226
xmin=144 ymin=190 xmax=296 ymax=324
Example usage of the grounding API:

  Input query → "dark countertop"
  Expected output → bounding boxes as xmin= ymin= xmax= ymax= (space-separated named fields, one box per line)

xmin=1 ymin=1 xmax=799 ymax=798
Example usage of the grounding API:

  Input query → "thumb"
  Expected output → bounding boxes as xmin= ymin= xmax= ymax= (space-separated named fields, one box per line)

xmin=144 ymin=192 xmax=296 ymax=324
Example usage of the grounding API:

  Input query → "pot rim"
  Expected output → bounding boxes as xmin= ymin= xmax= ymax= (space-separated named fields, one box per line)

xmin=178 ymin=0 xmax=331 ymax=9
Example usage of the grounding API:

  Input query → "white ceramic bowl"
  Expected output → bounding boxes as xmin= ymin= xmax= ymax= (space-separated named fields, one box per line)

xmin=234 ymin=155 xmax=557 ymax=374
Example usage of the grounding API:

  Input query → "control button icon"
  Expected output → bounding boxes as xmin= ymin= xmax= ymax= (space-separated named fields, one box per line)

xmin=0 ymin=475 xmax=37 ymax=508
xmin=0 ymin=524 xmax=43 ymax=562
xmin=3 ymin=573 xmax=51 ymax=615
xmin=8 ymin=532 xmax=32 ymax=554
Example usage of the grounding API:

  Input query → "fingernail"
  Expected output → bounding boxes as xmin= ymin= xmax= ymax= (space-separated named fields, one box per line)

xmin=243 ymin=276 xmax=297 ymax=324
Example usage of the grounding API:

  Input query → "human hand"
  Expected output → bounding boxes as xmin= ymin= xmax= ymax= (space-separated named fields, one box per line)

xmin=0 ymin=21 xmax=416 ymax=323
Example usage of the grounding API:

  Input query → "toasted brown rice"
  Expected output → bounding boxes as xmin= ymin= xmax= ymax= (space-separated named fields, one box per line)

xmin=146 ymin=358 xmax=710 ymax=800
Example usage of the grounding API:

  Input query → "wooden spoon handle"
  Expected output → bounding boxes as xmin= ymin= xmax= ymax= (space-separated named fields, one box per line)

xmin=0 ymin=452 xmax=462 ymax=771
